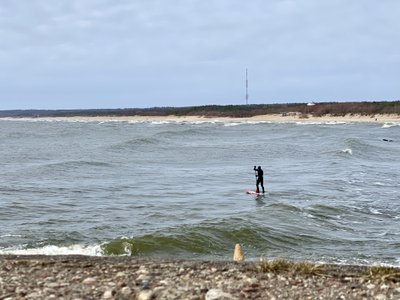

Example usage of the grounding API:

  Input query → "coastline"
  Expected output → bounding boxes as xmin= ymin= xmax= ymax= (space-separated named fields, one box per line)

xmin=1 ymin=255 xmax=399 ymax=299
xmin=2 ymin=113 xmax=400 ymax=123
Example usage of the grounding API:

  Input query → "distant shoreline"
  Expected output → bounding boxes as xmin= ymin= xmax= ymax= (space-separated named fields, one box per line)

xmin=2 ymin=113 xmax=400 ymax=123
xmin=1 ymin=101 xmax=400 ymax=119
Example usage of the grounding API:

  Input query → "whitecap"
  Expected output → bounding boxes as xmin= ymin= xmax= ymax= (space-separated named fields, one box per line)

xmin=0 ymin=244 xmax=103 ymax=256
xmin=369 ymin=208 xmax=382 ymax=215
xmin=382 ymin=122 xmax=400 ymax=128
xmin=296 ymin=121 xmax=347 ymax=126
xmin=341 ymin=148 xmax=353 ymax=155
xmin=224 ymin=122 xmax=242 ymax=127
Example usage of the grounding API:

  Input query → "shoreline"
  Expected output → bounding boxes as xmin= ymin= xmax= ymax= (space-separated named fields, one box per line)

xmin=1 ymin=255 xmax=399 ymax=299
xmin=1 ymin=113 xmax=400 ymax=123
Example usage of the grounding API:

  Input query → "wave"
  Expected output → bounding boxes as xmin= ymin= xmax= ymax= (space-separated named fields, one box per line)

xmin=382 ymin=122 xmax=400 ymax=128
xmin=0 ymin=244 xmax=102 ymax=256
xmin=295 ymin=121 xmax=348 ymax=126
xmin=108 ymin=137 xmax=160 ymax=152
xmin=40 ymin=160 xmax=113 ymax=170
xmin=1 ymin=220 xmax=398 ymax=266
xmin=340 ymin=148 xmax=353 ymax=155
xmin=343 ymin=138 xmax=388 ymax=161
xmin=99 ymin=219 xmax=325 ymax=260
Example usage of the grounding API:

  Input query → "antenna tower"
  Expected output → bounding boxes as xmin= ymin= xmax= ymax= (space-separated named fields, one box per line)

xmin=245 ymin=68 xmax=249 ymax=105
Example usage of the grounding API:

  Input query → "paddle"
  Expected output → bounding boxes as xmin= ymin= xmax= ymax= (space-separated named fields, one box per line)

xmin=254 ymin=166 xmax=259 ymax=193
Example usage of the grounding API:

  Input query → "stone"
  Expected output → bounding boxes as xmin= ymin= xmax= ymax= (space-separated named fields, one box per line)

xmin=138 ymin=290 xmax=154 ymax=300
xmin=121 ymin=286 xmax=132 ymax=296
xmin=233 ymin=244 xmax=244 ymax=262
xmin=137 ymin=274 xmax=151 ymax=282
xmin=116 ymin=271 xmax=126 ymax=278
xmin=82 ymin=277 xmax=97 ymax=285
xmin=205 ymin=289 xmax=233 ymax=300
xmin=103 ymin=289 xmax=114 ymax=299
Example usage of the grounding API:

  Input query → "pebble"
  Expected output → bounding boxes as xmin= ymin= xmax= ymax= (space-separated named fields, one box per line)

xmin=205 ymin=288 xmax=233 ymax=300
xmin=137 ymin=266 xmax=149 ymax=275
xmin=103 ymin=290 xmax=114 ymax=299
xmin=120 ymin=286 xmax=132 ymax=296
xmin=138 ymin=290 xmax=154 ymax=300
xmin=1 ymin=256 xmax=399 ymax=299
xmin=116 ymin=271 xmax=126 ymax=278
xmin=380 ymin=284 xmax=389 ymax=290
xmin=245 ymin=277 xmax=258 ymax=285
xmin=82 ymin=277 xmax=97 ymax=285
xmin=46 ymin=282 xmax=60 ymax=288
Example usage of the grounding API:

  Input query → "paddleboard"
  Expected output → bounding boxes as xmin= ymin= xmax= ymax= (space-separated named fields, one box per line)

xmin=246 ymin=190 xmax=265 ymax=196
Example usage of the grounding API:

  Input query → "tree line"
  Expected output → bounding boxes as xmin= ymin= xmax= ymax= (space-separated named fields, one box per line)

xmin=1 ymin=101 xmax=399 ymax=118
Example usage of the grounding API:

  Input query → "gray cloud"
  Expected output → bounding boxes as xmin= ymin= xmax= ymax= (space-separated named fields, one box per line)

xmin=1 ymin=0 xmax=399 ymax=109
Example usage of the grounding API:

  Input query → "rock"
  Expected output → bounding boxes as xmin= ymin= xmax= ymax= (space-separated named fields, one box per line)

xmin=245 ymin=277 xmax=258 ymax=285
xmin=138 ymin=290 xmax=154 ymax=300
xmin=116 ymin=271 xmax=126 ymax=278
xmin=121 ymin=286 xmax=132 ymax=296
xmin=137 ymin=266 xmax=149 ymax=275
xmin=103 ymin=289 xmax=114 ymax=299
xmin=82 ymin=277 xmax=97 ymax=285
xmin=46 ymin=282 xmax=60 ymax=289
xmin=205 ymin=289 xmax=233 ymax=300
xmin=233 ymin=244 xmax=244 ymax=262
xmin=137 ymin=274 xmax=151 ymax=281
xmin=375 ymin=294 xmax=387 ymax=300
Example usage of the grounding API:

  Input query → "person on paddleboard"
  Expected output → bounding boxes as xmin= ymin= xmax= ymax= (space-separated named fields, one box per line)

xmin=254 ymin=166 xmax=265 ymax=193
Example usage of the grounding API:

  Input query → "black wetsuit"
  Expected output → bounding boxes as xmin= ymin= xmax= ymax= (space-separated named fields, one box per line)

xmin=256 ymin=168 xmax=265 ymax=193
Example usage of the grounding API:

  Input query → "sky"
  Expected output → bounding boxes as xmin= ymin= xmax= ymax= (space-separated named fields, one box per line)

xmin=1 ymin=0 xmax=400 ymax=110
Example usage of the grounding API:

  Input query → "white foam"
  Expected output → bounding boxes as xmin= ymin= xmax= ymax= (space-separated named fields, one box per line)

xmin=341 ymin=148 xmax=353 ymax=155
xmin=224 ymin=122 xmax=242 ymax=127
xmin=296 ymin=121 xmax=348 ymax=125
xmin=369 ymin=208 xmax=383 ymax=215
xmin=382 ymin=122 xmax=400 ymax=128
xmin=0 ymin=244 xmax=103 ymax=256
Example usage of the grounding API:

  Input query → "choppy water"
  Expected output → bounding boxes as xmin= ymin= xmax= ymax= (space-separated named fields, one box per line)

xmin=0 ymin=118 xmax=399 ymax=266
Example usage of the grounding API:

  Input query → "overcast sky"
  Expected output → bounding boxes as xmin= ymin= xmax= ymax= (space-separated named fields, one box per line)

xmin=1 ymin=0 xmax=399 ymax=109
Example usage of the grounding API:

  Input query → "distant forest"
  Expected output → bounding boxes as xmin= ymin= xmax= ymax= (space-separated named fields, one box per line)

xmin=1 ymin=101 xmax=400 ymax=118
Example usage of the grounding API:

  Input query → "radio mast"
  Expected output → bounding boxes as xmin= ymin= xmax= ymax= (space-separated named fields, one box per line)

xmin=245 ymin=68 xmax=249 ymax=105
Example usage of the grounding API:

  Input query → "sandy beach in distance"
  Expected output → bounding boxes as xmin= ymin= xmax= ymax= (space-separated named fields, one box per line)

xmin=13 ymin=113 xmax=400 ymax=123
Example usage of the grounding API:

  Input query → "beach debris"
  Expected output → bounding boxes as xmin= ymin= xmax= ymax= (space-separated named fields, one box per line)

xmin=233 ymin=243 xmax=245 ymax=262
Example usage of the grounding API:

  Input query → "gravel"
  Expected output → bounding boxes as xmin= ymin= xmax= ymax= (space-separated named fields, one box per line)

xmin=0 ymin=255 xmax=399 ymax=299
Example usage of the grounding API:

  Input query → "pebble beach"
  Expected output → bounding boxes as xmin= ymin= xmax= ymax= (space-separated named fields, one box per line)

xmin=1 ymin=255 xmax=399 ymax=299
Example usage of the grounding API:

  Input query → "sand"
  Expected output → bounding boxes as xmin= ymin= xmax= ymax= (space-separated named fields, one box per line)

xmin=4 ymin=113 xmax=400 ymax=124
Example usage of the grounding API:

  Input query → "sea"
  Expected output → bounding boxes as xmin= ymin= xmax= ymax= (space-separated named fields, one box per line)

xmin=0 ymin=118 xmax=399 ymax=266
